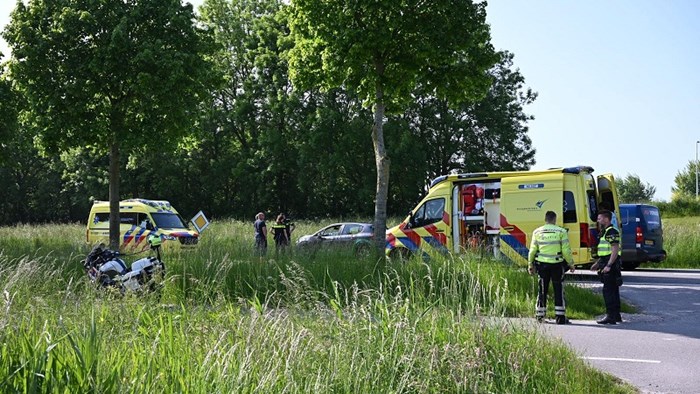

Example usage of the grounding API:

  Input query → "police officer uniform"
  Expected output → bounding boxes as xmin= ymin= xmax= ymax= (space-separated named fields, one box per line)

xmin=271 ymin=222 xmax=288 ymax=247
xmin=595 ymin=225 xmax=622 ymax=324
xmin=528 ymin=222 xmax=574 ymax=324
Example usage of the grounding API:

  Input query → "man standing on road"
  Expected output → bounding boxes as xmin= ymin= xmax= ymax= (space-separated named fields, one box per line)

xmin=591 ymin=209 xmax=622 ymax=325
xmin=528 ymin=211 xmax=575 ymax=324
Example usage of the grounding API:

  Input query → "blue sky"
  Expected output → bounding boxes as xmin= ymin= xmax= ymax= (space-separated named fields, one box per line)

xmin=2 ymin=1 xmax=699 ymax=201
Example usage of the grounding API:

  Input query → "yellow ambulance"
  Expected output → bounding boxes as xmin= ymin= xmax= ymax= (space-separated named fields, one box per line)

xmin=385 ymin=166 xmax=620 ymax=266
xmin=86 ymin=199 xmax=199 ymax=251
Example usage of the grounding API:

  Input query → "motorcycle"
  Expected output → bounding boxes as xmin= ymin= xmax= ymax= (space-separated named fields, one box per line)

xmin=83 ymin=235 xmax=166 ymax=293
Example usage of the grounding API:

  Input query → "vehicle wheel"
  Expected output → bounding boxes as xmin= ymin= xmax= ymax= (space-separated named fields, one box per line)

xmin=353 ymin=242 xmax=371 ymax=258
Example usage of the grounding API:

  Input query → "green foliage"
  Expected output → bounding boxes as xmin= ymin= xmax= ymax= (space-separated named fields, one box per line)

xmin=392 ymin=52 xmax=536 ymax=180
xmin=617 ymin=173 xmax=656 ymax=203
xmin=4 ymin=0 xmax=212 ymax=153
xmin=3 ymin=0 xmax=213 ymax=247
xmin=656 ymin=196 xmax=700 ymax=218
xmin=655 ymin=216 xmax=700 ymax=268
xmin=288 ymin=0 xmax=498 ymax=108
xmin=288 ymin=0 xmax=500 ymax=251
xmin=0 ymin=1 xmax=537 ymax=227
xmin=0 ymin=67 xmax=17 ymax=165
xmin=672 ymin=160 xmax=700 ymax=199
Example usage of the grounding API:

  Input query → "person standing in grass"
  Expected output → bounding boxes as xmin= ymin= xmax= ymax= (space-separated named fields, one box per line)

xmin=270 ymin=213 xmax=290 ymax=255
xmin=254 ymin=212 xmax=267 ymax=257
xmin=591 ymin=209 xmax=623 ymax=325
xmin=528 ymin=211 xmax=575 ymax=324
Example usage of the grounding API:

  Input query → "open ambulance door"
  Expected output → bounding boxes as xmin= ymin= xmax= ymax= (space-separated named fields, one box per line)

xmin=597 ymin=174 xmax=621 ymax=226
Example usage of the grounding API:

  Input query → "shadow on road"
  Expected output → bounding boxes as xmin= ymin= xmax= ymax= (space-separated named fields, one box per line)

xmin=566 ymin=269 xmax=700 ymax=340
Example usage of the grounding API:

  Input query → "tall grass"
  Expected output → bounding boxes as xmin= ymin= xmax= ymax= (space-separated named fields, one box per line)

xmin=0 ymin=221 xmax=635 ymax=393
xmin=655 ymin=216 xmax=700 ymax=268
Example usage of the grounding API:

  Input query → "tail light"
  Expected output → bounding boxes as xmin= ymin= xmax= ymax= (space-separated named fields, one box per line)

xmin=580 ymin=223 xmax=589 ymax=247
xmin=636 ymin=226 xmax=643 ymax=243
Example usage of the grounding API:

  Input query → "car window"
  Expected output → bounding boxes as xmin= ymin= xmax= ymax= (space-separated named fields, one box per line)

xmin=412 ymin=198 xmax=445 ymax=227
xmin=343 ymin=224 xmax=363 ymax=235
xmin=320 ymin=224 xmax=342 ymax=237
xmin=92 ymin=212 xmax=110 ymax=228
xmin=587 ymin=191 xmax=598 ymax=222
xmin=121 ymin=213 xmax=138 ymax=226
xmin=151 ymin=213 xmax=188 ymax=229
xmin=426 ymin=199 xmax=445 ymax=221
xmin=642 ymin=207 xmax=661 ymax=229
xmin=563 ymin=191 xmax=577 ymax=223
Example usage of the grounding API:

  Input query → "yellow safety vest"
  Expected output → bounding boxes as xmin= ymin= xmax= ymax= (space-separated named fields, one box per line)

xmin=528 ymin=224 xmax=573 ymax=264
xmin=597 ymin=226 xmax=620 ymax=257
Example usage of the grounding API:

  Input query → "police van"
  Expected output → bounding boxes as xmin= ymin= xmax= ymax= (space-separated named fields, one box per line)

xmin=86 ymin=199 xmax=199 ymax=251
xmin=385 ymin=166 xmax=620 ymax=266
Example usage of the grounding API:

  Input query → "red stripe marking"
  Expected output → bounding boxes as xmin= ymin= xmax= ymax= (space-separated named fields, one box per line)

xmin=500 ymin=214 xmax=527 ymax=246
xmin=403 ymin=228 xmax=422 ymax=247
xmin=387 ymin=233 xmax=396 ymax=247
xmin=424 ymin=224 xmax=447 ymax=245
xmin=443 ymin=211 xmax=450 ymax=226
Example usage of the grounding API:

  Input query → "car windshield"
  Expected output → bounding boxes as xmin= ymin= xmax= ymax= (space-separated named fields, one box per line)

xmin=152 ymin=213 xmax=188 ymax=229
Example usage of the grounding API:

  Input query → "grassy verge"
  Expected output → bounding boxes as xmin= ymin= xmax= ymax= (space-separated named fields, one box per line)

xmin=651 ymin=216 xmax=700 ymax=269
xmin=0 ymin=222 xmax=635 ymax=393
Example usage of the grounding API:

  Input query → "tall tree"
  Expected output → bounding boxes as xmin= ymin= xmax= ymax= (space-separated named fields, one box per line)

xmin=672 ymin=161 xmax=700 ymax=200
xmin=617 ymin=173 xmax=656 ymax=203
xmin=4 ymin=0 xmax=212 ymax=248
xmin=397 ymin=51 xmax=536 ymax=183
xmin=288 ymin=0 xmax=498 ymax=252
xmin=0 ymin=63 xmax=16 ymax=167
xmin=198 ymin=0 xmax=305 ymax=218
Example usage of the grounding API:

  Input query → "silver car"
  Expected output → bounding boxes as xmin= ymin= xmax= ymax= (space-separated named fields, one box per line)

xmin=296 ymin=222 xmax=374 ymax=256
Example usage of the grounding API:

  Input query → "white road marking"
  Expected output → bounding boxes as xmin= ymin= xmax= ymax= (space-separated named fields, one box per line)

xmin=582 ymin=356 xmax=660 ymax=364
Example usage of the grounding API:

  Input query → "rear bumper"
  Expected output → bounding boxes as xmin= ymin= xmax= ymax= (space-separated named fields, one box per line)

xmin=622 ymin=248 xmax=667 ymax=264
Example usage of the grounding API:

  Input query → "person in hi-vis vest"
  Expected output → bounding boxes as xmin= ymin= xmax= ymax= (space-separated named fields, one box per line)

xmin=590 ymin=209 xmax=623 ymax=325
xmin=528 ymin=211 xmax=575 ymax=324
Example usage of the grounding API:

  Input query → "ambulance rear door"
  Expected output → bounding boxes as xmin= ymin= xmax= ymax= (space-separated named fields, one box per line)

xmin=499 ymin=173 xmax=564 ymax=266
xmin=597 ymin=174 xmax=621 ymax=227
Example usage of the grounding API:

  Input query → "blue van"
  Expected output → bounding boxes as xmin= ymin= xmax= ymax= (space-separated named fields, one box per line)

xmin=619 ymin=204 xmax=667 ymax=269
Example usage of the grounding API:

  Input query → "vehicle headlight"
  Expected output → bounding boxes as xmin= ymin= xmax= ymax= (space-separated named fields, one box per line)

xmin=162 ymin=235 xmax=177 ymax=241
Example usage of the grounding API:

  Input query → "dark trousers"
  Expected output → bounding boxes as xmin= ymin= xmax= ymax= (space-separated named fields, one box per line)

xmin=536 ymin=262 xmax=566 ymax=318
xmin=599 ymin=258 xmax=621 ymax=316
xmin=255 ymin=237 xmax=267 ymax=256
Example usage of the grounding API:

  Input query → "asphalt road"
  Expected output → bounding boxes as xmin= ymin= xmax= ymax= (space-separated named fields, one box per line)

xmin=538 ymin=268 xmax=700 ymax=394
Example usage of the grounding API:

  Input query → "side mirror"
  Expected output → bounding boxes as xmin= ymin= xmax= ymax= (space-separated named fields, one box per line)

xmin=406 ymin=211 xmax=413 ymax=228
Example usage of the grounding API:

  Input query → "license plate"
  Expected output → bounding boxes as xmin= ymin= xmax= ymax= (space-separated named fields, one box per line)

xmin=645 ymin=239 xmax=655 ymax=245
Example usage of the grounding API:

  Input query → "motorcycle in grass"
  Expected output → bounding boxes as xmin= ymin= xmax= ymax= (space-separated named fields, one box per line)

xmin=83 ymin=235 xmax=165 ymax=294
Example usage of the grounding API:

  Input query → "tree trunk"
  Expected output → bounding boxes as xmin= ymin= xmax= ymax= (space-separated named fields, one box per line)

xmin=372 ymin=85 xmax=390 ymax=257
xmin=108 ymin=138 xmax=121 ymax=250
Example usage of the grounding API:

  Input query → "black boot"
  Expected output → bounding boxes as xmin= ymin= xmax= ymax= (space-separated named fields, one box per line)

xmin=614 ymin=313 xmax=622 ymax=323
xmin=596 ymin=315 xmax=616 ymax=325
xmin=555 ymin=316 xmax=569 ymax=325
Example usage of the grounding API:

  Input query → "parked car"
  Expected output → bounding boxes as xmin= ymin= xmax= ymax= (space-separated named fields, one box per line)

xmin=296 ymin=222 xmax=374 ymax=256
xmin=619 ymin=203 xmax=667 ymax=270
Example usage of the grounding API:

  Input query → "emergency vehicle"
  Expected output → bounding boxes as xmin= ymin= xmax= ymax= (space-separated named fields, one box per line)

xmin=385 ymin=166 xmax=620 ymax=266
xmin=86 ymin=199 xmax=199 ymax=251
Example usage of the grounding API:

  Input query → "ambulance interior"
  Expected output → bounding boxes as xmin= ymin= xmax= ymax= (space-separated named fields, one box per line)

xmin=457 ymin=182 xmax=501 ymax=252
